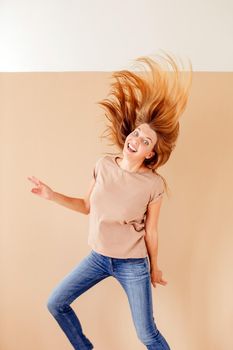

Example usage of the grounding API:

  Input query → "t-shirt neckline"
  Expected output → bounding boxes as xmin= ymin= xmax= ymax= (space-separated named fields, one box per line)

xmin=113 ymin=156 xmax=154 ymax=175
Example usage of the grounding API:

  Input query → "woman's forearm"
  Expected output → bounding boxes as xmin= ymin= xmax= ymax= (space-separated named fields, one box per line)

xmin=145 ymin=231 xmax=159 ymax=270
xmin=51 ymin=192 xmax=88 ymax=215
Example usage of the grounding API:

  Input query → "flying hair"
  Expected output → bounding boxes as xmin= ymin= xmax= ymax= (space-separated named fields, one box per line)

xmin=95 ymin=50 xmax=193 ymax=196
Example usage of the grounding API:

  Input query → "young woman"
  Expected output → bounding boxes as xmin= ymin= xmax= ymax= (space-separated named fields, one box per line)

xmin=28 ymin=52 xmax=192 ymax=350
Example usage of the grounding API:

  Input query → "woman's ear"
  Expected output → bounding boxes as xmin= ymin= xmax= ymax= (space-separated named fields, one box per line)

xmin=145 ymin=151 xmax=155 ymax=159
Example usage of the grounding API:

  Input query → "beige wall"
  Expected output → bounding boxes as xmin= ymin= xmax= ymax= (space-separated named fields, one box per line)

xmin=0 ymin=72 xmax=232 ymax=350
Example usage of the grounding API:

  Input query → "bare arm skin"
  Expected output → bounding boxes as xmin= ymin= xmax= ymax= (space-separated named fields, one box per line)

xmin=27 ymin=175 xmax=95 ymax=215
xmin=145 ymin=197 xmax=168 ymax=288
xmin=51 ymin=192 xmax=87 ymax=214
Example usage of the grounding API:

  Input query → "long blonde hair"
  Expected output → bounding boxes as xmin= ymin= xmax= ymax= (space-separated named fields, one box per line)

xmin=96 ymin=50 xmax=193 ymax=196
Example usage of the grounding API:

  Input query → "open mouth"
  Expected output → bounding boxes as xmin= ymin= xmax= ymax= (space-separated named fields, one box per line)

xmin=127 ymin=143 xmax=137 ymax=152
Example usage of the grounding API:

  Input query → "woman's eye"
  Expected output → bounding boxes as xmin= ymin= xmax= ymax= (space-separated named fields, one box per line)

xmin=132 ymin=130 xmax=149 ymax=145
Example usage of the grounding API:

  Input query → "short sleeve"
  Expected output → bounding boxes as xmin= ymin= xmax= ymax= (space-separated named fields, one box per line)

xmin=92 ymin=156 xmax=104 ymax=180
xmin=148 ymin=176 xmax=165 ymax=204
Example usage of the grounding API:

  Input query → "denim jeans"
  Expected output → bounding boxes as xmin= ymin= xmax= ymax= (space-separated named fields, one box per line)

xmin=47 ymin=249 xmax=171 ymax=350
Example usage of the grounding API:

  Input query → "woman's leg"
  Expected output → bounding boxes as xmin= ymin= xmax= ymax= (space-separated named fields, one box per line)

xmin=46 ymin=250 xmax=110 ymax=350
xmin=114 ymin=257 xmax=171 ymax=350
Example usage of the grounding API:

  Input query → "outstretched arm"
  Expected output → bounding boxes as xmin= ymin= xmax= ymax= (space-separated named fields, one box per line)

xmin=51 ymin=192 xmax=88 ymax=214
xmin=27 ymin=175 xmax=89 ymax=215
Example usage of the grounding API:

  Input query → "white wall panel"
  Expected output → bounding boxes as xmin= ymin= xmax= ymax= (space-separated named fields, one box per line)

xmin=0 ymin=0 xmax=232 ymax=71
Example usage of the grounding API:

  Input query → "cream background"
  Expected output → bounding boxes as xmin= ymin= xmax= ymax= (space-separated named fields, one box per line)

xmin=0 ymin=72 xmax=232 ymax=350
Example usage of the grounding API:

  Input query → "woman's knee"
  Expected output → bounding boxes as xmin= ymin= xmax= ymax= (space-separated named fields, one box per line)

xmin=136 ymin=325 xmax=159 ymax=344
xmin=46 ymin=294 xmax=58 ymax=314
xmin=46 ymin=288 xmax=75 ymax=315
xmin=46 ymin=291 xmax=66 ymax=315
xmin=138 ymin=329 xmax=170 ymax=349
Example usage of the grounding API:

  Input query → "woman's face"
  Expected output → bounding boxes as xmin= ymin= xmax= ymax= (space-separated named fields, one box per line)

xmin=123 ymin=123 xmax=157 ymax=161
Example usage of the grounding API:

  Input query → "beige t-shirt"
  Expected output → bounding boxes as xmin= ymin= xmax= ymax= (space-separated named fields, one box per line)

xmin=87 ymin=155 xmax=165 ymax=258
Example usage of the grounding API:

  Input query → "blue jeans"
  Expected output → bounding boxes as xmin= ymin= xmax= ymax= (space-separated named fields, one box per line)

xmin=47 ymin=249 xmax=171 ymax=350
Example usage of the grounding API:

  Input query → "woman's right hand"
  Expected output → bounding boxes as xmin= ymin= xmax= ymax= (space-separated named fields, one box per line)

xmin=27 ymin=175 xmax=54 ymax=200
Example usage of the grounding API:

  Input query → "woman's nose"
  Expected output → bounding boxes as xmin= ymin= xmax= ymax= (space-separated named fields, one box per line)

xmin=131 ymin=137 xmax=142 ymax=146
xmin=130 ymin=139 xmax=138 ymax=147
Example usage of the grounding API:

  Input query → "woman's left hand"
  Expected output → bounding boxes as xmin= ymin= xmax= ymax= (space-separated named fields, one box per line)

xmin=150 ymin=268 xmax=168 ymax=288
